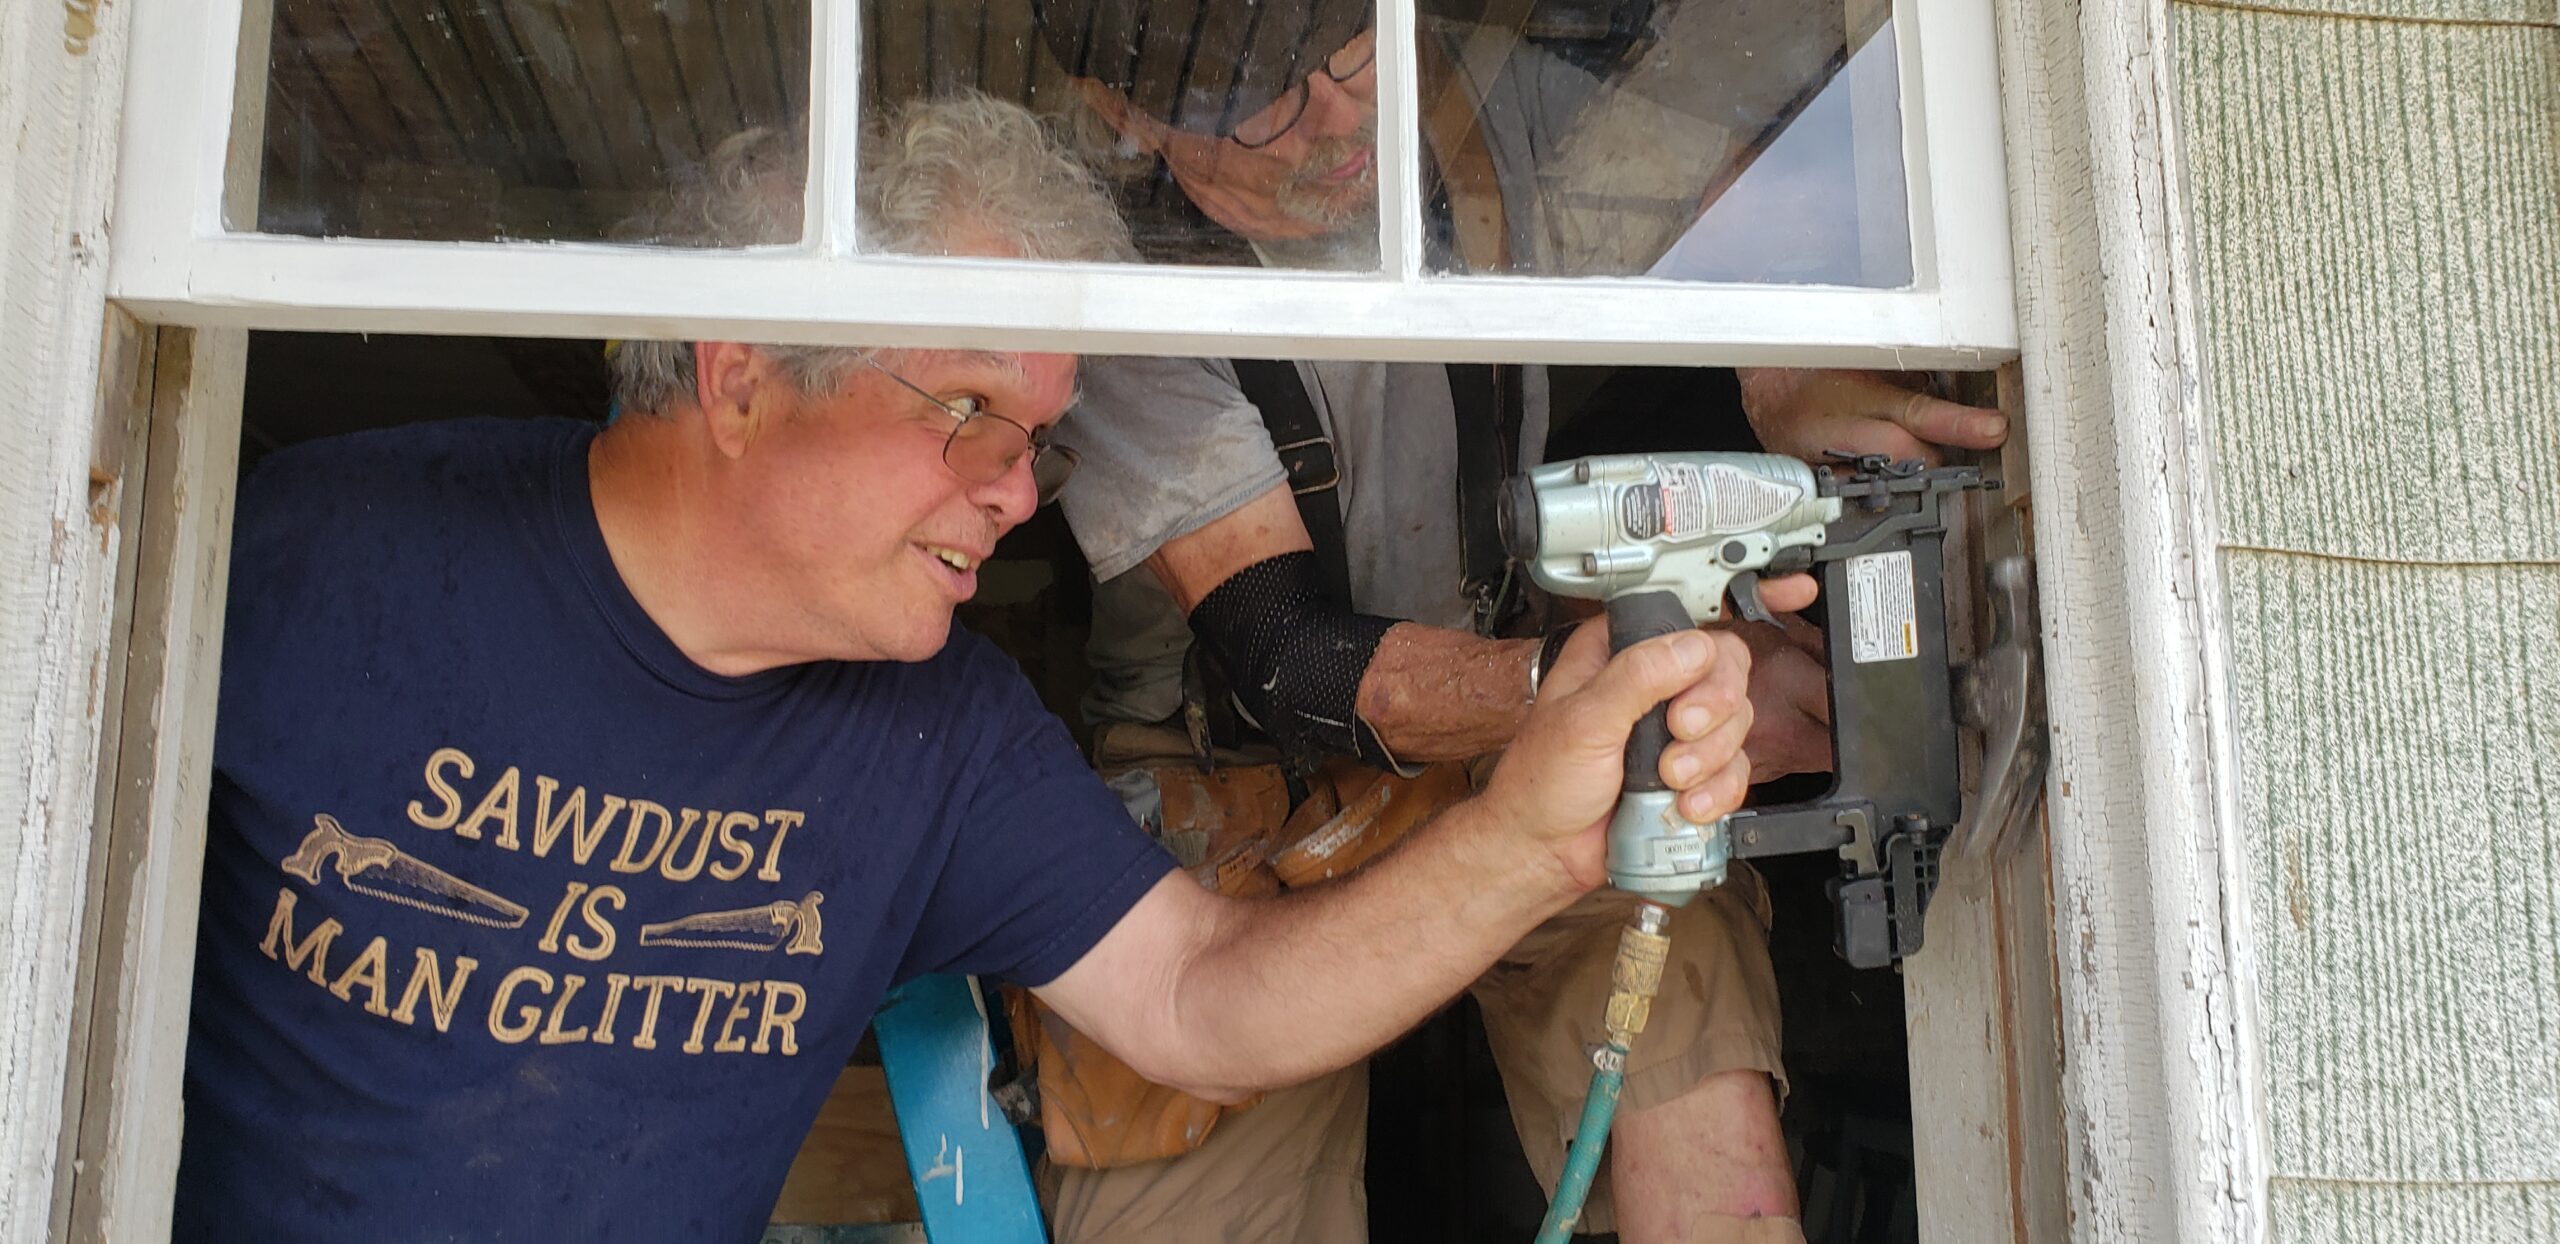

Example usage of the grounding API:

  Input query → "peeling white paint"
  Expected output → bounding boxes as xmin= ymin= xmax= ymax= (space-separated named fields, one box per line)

xmin=1988 ymin=0 xmax=2271 ymax=1237
xmin=0 ymin=0 xmax=141 ymax=1236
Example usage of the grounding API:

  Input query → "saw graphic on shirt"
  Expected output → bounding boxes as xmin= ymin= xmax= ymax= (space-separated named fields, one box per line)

xmin=640 ymin=893 xmax=825 ymax=954
xmin=252 ymin=743 xmax=827 ymax=1059
xmin=283 ymin=814 xmax=532 ymax=928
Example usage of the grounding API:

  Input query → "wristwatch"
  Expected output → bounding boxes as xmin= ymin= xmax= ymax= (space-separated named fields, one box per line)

xmin=1525 ymin=624 xmax=1579 ymax=704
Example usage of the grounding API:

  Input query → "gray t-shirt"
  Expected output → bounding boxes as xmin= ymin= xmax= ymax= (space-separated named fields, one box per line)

xmin=1054 ymin=31 xmax=1603 ymax=728
xmin=1055 ymin=356 xmax=1550 ymax=726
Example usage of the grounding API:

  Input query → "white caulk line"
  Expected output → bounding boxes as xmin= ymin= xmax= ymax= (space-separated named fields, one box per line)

xmin=968 ymin=978 xmax=992 ymax=1130
xmin=921 ymin=1135 xmax=966 ymax=1205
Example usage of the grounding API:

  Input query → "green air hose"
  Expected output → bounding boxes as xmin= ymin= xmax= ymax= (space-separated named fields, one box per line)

xmin=1534 ymin=1053 xmax=1626 ymax=1243
xmin=1534 ymin=901 xmax=1672 ymax=1244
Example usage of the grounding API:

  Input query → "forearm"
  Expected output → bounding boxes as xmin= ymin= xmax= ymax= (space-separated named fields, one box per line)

xmin=1156 ymin=794 xmax=1578 ymax=1096
xmin=1038 ymin=623 xmax=1756 ymax=1104
xmin=1354 ymin=623 xmax=1540 ymax=761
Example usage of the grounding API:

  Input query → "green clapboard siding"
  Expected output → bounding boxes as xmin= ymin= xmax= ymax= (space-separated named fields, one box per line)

xmin=2226 ymin=556 xmax=2560 ymax=1187
xmin=2268 ymin=1179 xmax=2560 ymax=1243
xmin=2198 ymin=0 xmax=2559 ymax=26
xmin=2180 ymin=7 xmax=2560 ymax=564
xmin=2181 ymin=3 xmax=2560 ymax=1237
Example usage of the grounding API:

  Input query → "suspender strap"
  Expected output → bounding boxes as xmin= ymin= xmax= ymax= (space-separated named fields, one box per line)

xmin=1446 ymin=362 xmax=1526 ymax=635
xmin=1231 ymin=358 xmax=1524 ymax=631
xmin=1231 ymin=358 xmax=1355 ymax=607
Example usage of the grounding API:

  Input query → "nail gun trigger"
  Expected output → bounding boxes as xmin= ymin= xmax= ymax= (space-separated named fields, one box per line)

xmin=1726 ymin=571 xmax=1778 ymax=627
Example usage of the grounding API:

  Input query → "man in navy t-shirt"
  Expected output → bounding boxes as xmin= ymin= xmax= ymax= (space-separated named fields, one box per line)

xmin=176 ymin=97 xmax=1785 ymax=1241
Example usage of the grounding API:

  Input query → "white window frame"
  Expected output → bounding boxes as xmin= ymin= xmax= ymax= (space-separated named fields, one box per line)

xmin=17 ymin=0 xmax=2307 ymax=1238
xmin=41 ymin=0 xmax=2095 ymax=1240
xmin=110 ymin=0 xmax=2015 ymax=367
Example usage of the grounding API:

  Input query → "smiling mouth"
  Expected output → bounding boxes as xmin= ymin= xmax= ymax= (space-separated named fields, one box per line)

xmin=921 ymin=544 xmax=981 ymax=573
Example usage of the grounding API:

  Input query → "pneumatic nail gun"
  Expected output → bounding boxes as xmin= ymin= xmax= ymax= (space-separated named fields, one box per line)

xmin=1499 ymin=452 xmax=1987 ymax=968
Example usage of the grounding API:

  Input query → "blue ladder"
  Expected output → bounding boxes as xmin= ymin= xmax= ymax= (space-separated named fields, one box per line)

xmin=872 ymin=975 xmax=1048 ymax=1244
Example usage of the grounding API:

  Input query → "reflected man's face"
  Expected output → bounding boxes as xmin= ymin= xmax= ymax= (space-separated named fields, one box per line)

xmin=1082 ymin=28 xmax=1379 ymax=244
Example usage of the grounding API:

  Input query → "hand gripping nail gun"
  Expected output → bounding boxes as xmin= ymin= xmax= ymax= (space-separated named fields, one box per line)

xmin=1500 ymin=451 xmax=1986 ymax=968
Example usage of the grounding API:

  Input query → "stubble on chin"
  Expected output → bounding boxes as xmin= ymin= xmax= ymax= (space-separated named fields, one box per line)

xmin=1274 ymin=132 xmax=1379 ymax=231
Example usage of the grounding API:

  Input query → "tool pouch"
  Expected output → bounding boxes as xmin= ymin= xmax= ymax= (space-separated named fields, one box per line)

xmin=1011 ymin=745 xmax=1471 ymax=1169
xmin=1271 ymin=759 xmax=1472 ymax=888
xmin=1008 ymin=757 xmax=1282 ymax=1169
xmin=1008 ymin=984 xmax=1239 ymax=1169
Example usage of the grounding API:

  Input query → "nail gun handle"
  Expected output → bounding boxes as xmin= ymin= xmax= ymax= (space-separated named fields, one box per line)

xmin=1606 ymin=590 xmax=1696 ymax=794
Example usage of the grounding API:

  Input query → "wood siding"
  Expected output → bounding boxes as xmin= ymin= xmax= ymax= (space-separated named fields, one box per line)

xmin=2177 ymin=4 xmax=2560 ymax=1239
xmin=0 ymin=0 xmax=142 ymax=1236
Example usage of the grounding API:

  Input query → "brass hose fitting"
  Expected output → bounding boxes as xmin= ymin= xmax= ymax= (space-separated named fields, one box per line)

xmin=1601 ymin=901 xmax=1672 ymax=1057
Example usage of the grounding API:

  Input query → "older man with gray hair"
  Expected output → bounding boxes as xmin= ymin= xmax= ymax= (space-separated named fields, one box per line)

xmin=1010 ymin=3 xmax=2015 ymax=1241
xmin=173 ymin=90 xmax=1776 ymax=1244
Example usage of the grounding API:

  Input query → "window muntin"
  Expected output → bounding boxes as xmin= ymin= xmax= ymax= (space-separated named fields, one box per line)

xmin=118 ymin=0 xmax=2015 ymax=365
xmin=845 ymin=0 xmax=1912 ymax=285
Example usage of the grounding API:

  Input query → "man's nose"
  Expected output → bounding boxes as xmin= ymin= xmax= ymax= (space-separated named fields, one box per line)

xmin=970 ymin=454 xmax=1040 ymax=530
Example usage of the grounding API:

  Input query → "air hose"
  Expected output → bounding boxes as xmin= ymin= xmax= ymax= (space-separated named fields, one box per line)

xmin=1534 ymin=900 xmax=1673 ymax=1244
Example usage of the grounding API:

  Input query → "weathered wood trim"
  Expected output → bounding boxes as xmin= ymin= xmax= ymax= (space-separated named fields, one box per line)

xmin=0 ymin=0 xmax=143 ymax=1235
xmin=1987 ymin=0 xmax=2269 ymax=1237
xmin=1902 ymin=365 xmax=2071 ymax=1244
xmin=46 ymin=311 xmax=157 ymax=1241
xmin=62 ymin=328 xmax=246 ymax=1243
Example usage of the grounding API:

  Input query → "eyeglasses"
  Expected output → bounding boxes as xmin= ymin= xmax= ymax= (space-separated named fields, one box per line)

xmin=856 ymin=352 xmax=1079 ymax=503
xmin=1229 ymin=29 xmax=1378 ymax=150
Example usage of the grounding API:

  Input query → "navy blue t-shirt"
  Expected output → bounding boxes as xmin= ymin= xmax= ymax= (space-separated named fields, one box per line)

xmin=175 ymin=417 xmax=1172 ymax=1241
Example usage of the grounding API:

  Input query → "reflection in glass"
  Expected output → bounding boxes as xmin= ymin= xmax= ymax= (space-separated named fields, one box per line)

xmin=250 ymin=0 xmax=810 ymax=244
xmin=858 ymin=0 xmax=1381 ymax=271
xmin=1422 ymin=0 xmax=1910 ymax=286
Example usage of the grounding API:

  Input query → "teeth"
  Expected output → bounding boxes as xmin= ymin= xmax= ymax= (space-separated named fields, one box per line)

xmin=929 ymin=546 xmax=975 ymax=572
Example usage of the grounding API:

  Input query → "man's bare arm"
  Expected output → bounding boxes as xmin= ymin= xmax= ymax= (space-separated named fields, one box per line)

xmin=1035 ymin=624 xmax=1755 ymax=1098
xmin=1146 ymin=483 xmax=1555 ymax=761
xmin=1151 ymin=482 xmax=1824 ymax=763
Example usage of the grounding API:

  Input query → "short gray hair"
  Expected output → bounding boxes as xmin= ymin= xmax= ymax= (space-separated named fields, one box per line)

xmin=611 ymin=91 xmax=1133 ymax=418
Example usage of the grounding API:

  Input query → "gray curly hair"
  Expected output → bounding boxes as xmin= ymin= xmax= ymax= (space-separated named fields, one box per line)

xmin=611 ymin=91 xmax=1133 ymax=418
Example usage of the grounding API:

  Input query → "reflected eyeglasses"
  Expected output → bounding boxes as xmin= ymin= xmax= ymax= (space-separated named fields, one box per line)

xmin=1228 ymin=30 xmax=1379 ymax=150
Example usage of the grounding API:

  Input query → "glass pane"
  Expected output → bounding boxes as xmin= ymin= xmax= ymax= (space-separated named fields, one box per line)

xmin=858 ymin=0 xmax=1382 ymax=272
xmin=247 ymin=0 xmax=811 ymax=244
xmin=1420 ymin=0 xmax=1911 ymax=286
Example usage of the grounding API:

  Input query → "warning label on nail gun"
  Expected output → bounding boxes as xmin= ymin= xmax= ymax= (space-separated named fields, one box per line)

xmin=1623 ymin=462 xmax=1795 ymax=540
xmin=1846 ymin=551 xmax=1919 ymax=663
xmin=1621 ymin=465 xmax=1703 ymax=539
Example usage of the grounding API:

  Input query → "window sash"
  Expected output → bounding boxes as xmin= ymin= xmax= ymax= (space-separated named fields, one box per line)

xmin=110 ymin=0 xmax=2017 ymax=367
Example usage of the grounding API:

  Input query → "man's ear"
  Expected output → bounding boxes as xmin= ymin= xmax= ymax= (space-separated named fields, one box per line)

xmin=1073 ymin=77 xmax=1166 ymax=156
xmin=692 ymin=341 xmax=770 ymax=461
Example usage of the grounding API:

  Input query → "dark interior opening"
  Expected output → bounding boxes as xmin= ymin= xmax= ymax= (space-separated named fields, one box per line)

xmin=237 ymin=330 xmax=1920 ymax=1243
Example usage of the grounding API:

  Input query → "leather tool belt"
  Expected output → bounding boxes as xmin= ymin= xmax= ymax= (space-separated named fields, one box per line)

xmin=1010 ymin=749 xmax=1472 ymax=1168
